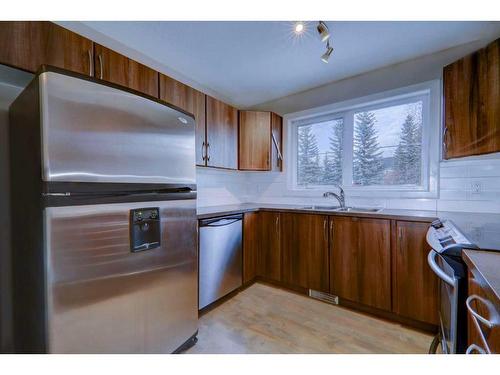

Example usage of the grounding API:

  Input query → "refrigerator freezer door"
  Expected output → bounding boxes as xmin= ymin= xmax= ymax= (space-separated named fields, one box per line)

xmin=44 ymin=199 xmax=197 ymax=353
xmin=39 ymin=71 xmax=195 ymax=185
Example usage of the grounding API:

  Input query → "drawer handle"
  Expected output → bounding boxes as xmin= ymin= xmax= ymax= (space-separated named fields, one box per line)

xmin=466 ymin=344 xmax=486 ymax=354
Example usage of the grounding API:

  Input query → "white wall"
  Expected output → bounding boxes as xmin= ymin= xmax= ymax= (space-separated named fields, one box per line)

xmin=196 ymin=167 xmax=251 ymax=207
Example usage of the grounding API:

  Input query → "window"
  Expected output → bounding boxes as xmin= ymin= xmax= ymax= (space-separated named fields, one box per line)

xmin=297 ymin=118 xmax=343 ymax=187
xmin=352 ymin=101 xmax=422 ymax=186
xmin=288 ymin=81 xmax=440 ymax=198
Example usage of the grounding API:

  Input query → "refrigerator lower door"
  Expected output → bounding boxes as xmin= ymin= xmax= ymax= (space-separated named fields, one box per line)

xmin=44 ymin=199 xmax=197 ymax=353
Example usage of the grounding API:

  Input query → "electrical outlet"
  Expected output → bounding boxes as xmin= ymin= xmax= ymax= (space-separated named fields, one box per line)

xmin=471 ymin=182 xmax=482 ymax=194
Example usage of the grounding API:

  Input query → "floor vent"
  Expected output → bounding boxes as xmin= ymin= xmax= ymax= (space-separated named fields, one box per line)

xmin=308 ymin=290 xmax=339 ymax=305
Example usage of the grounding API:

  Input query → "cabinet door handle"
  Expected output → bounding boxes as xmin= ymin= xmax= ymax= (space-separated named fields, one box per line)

xmin=323 ymin=218 xmax=327 ymax=241
xmin=443 ymin=127 xmax=448 ymax=156
xmin=87 ymin=49 xmax=93 ymax=77
xmin=206 ymin=143 xmax=211 ymax=162
xmin=98 ymin=54 xmax=103 ymax=80
xmin=466 ymin=294 xmax=498 ymax=329
xmin=398 ymin=226 xmax=403 ymax=242
xmin=201 ymin=141 xmax=207 ymax=162
xmin=466 ymin=344 xmax=486 ymax=355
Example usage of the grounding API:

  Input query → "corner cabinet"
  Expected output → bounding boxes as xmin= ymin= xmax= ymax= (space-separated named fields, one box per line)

xmin=159 ymin=74 xmax=206 ymax=166
xmin=0 ymin=21 xmax=93 ymax=75
xmin=239 ymin=110 xmax=283 ymax=171
xmin=330 ymin=216 xmax=391 ymax=311
xmin=443 ymin=38 xmax=500 ymax=159
xmin=392 ymin=220 xmax=439 ymax=325
xmin=205 ymin=96 xmax=239 ymax=169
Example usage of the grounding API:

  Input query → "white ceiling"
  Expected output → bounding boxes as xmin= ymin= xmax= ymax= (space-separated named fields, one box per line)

xmin=63 ymin=21 xmax=500 ymax=107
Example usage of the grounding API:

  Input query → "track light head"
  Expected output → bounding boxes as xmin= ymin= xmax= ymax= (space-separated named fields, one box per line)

xmin=317 ymin=21 xmax=330 ymax=42
xmin=321 ymin=41 xmax=333 ymax=63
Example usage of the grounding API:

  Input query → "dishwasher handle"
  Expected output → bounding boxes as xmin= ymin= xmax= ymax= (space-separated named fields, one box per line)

xmin=200 ymin=214 xmax=243 ymax=227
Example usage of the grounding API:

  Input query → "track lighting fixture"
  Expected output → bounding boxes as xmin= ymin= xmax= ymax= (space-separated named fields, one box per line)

xmin=321 ymin=40 xmax=333 ymax=63
xmin=316 ymin=21 xmax=330 ymax=42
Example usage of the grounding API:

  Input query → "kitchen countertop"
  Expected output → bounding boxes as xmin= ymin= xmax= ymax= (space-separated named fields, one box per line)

xmin=197 ymin=203 xmax=438 ymax=222
xmin=197 ymin=203 xmax=500 ymax=252
xmin=463 ymin=250 xmax=500 ymax=309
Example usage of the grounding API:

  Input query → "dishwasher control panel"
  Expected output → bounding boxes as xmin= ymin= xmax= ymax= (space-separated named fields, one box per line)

xmin=129 ymin=207 xmax=161 ymax=252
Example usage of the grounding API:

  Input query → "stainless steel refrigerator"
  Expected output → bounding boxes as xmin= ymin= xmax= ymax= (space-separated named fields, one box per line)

xmin=9 ymin=67 xmax=198 ymax=353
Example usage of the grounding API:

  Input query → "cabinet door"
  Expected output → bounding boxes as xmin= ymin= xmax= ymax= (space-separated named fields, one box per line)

xmin=330 ymin=217 xmax=391 ymax=310
xmin=243 ymin=212 xmax=259 ymax=284
xmin=159 ymin=74 xmax=206 ymax=166
xmin=0 ymin=21 xmax=93 ymax=75
xmin=443 ymin=38 xmax=500 ymax=159
xmin=206 ymin=96 xmax=238 ymax=169
xmin=271 ymin=112 xmax=283 ymax=172
xmin=258 ymin=212 xmax=281 ymax=282
xmin=467 ymin=271 xmax=500 ymax=354
xmin=393 ymin=221 xmax=438 ymax=325
xmin=94 ymin=44 xmax=158 ymax=97
xmin=281 ymin=213 xmax=329 ymax=292
xmin=239 ymin=111 xmax=271 ymax=171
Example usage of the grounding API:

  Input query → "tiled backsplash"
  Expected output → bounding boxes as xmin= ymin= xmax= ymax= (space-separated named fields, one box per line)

xmin=196 ymin=156 xmax=500 ymax=213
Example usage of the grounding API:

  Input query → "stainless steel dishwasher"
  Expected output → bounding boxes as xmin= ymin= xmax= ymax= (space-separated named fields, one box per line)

xmin=199 ymin=214 xmax=243 ymax=309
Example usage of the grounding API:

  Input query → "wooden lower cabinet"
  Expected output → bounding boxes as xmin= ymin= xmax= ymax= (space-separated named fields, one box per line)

xmin=393 ymin=220 xmax=439 ymax=325
xmin=467 ymin=271 xmax=500 ymax=354
xmin=330 ymin=216 xmax=391 ymax=311
xmin=281 ymin=213 xmax=329 ymax=292
xmin=243 ymin=212 xmax=259 ymax=284
xmin=258 ymin=212 xmax=281 ymax=282
xmin=0 ymin=21 xmax=93 ymax=75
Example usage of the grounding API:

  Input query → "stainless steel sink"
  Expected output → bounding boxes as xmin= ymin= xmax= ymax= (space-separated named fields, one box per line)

xmin=301 ymin=205 xmax=382 ymax=213
xmin=335 ymin=207 xmax=382 ymax=213
xmin=301 ymin=205 xmax=340 ymax=211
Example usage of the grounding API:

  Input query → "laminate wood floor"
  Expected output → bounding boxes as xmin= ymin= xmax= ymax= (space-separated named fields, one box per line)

xmin=187 ymin=282 xmax=433 ymax=354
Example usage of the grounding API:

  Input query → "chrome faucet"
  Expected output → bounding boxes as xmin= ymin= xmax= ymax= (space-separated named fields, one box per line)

xmin=323 ymin=186 xmax=346 ymax=209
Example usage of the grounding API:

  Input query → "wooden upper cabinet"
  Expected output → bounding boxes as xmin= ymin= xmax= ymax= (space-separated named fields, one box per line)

xmin=281 ymin=213 xmax=329 ymax=292
xmin=443 ymin=38 xmax=500 ymax=159
xmin=330 ymin=217 xmax=391 ymax=311
xmin=393 ymin=220 xmax=438 ymax=325
xmin=243 ymin=212 xmax=260 ymax=284
xmin=206 ymin=96 xmax=238 ymax=169
xmin=94 ymin=44 xmax=158 ymax=97
xmin=271 ymin=113 xmax=283 ymax=172
xmin=239 ymin=111 xmax=283 ymax=171
xmin=258 ymin=211 xmax=281 ymax=282
xmin=0 ymin=21 xmax=93 ymax=75
xmin=159 ymin=74 xmax=206 ymax=166
xmin=239 ymin=111 xmax=271 ymax=171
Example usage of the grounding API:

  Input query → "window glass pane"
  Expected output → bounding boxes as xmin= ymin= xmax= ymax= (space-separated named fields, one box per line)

xmin=297 ymin=119 xmax=343 ymax=187
xmin=352 ymin=101 xmax=423 ymax=186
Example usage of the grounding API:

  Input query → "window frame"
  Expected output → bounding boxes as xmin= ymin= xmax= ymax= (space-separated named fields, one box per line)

xmin=285 ymin=80 xmax=441 ymax=199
